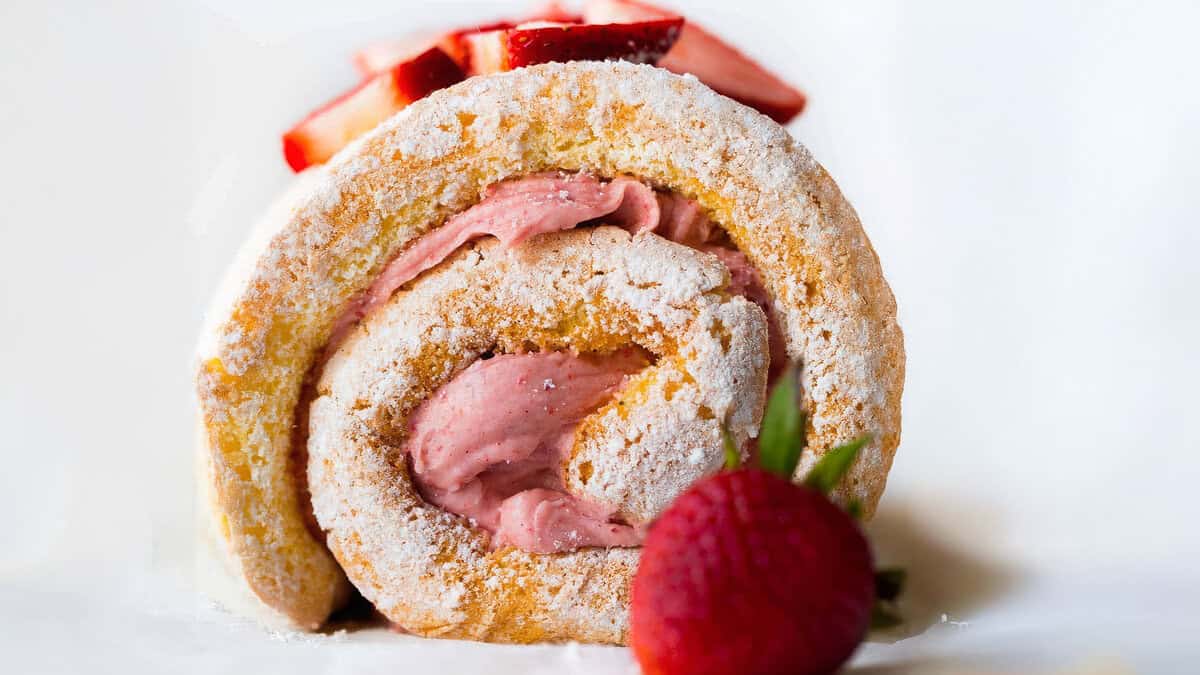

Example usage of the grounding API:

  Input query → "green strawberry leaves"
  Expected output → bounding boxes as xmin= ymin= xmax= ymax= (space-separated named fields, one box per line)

xmin=757 ymin=364 xmax=805 ymax=477
xmin=722 ymin=427 xmax=741 ymax=470
xmin=804 ymin=434 xmax=873 ymax=494
xmin=730 ymin=360 xmax=906 ymax=632
xmin=756 ymin=362 xmax=872 ymax=496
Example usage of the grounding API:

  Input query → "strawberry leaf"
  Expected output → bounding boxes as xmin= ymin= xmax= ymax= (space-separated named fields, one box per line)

xmin=803 ymin=434 xmax=871 ymax=495
xmin=757 ymin=363 xmax=805 ymax=478
xmin=722 ymin=427 xmax=741 ymax=469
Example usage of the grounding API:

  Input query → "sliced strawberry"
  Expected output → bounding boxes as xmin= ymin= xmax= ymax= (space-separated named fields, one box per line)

xmin=353 ymin=29 xmax=495 ymax=77
xmin=352 ymin=32 xmax=440 ymax=77
xmin=438 ymin=21 xmax=516 ymax=70
xmin=353 ymin=2 xmax=582 ymax=76
xmin=282 ymin=47 xmax=464 ymax=172
xmin=527 ymin=0 xmax=585 ymax=24
xmin=659 ymin=22 xmax=807 ymax=123
xmin=462 ymin=29 xmax=508 ymax=76
xmin=464 ymin=18 xmax=683 ymax=76
xmin=507 ymin=19 xmax=683 ymax=70
xmin=583 ymin=0 xmax=807 ymax=123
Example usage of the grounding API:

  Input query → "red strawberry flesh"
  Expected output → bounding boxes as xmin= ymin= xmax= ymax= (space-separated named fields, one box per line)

xmin=463 ymin=29 xmax=508 ymax=75
xmin=440 ymin=20 xmax=524 ymax=70
xmin=353 ymin=2 xmax=583 ymax=76
xmin=464 ymin=18 xmax=683 ymax=75
xmin=352 ymin=34 xmax=440 ymax=77
xmin=583 ymin=0 xmax=806 ymax=123
xmin=630 ymin=469 xmax=874 ymax=675
xmin=282 ymin=47 xmax=464 ymax=172
xmin=504 ymin=18 xmax=683 ymax=70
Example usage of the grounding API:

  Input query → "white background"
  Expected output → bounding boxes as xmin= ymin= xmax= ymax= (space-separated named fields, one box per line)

xmin=2 ymin=0 xmax=1198 ymax=672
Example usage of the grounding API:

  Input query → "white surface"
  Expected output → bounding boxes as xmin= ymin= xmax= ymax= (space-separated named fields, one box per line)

xmin=2 ymin=0 xmax=1198 ymax=672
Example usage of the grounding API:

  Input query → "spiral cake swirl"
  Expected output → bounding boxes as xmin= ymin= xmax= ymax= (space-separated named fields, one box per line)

xmin=195 ymin=61 xmax=904 ymax=638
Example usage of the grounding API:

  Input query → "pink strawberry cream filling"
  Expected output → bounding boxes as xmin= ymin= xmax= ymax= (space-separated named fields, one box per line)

xmin=406 ymin=349 xmax=648 ymax=553
xmin=324 ymin=172 xmax=785 ymax=553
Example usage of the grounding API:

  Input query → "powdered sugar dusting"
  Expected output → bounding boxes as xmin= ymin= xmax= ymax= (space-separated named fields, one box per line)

xmin=308 ymin=228 xmax=768 ymax=642
xmin=195 ymin=61 xmax=903 ymax=635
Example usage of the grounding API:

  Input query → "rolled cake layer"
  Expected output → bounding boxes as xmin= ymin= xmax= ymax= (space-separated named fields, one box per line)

xmin=311 ymin=227 xmax=767 ymax=641
xmin=195 ymin=61 xmax=904 ymax=637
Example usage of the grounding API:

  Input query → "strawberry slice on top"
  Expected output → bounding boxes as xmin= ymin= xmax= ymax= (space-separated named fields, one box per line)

xmin=352 ymin=32 xmax=444 ymax=78
xmin=583 ymin=0 xmax=807 ymax=123
xmin=352 ymin=1 xmax=583 ymax=76
xmin=282 ymin=47 xmax=464 ymax=172
xmin=353 ymin=22 xmax=515 ymax=76
xmin=288 ymin=1 xmax=801 ymax=171
xmin=463 ymin=18 xmax=683 ymax=76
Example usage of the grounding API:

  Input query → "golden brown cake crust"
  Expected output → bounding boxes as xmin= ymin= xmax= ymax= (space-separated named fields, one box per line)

xmin=195 ymin=61 xmax=904 ymax=634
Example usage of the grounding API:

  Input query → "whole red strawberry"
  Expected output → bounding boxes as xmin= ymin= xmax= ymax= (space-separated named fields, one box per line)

xmin=629 ymin=469 xmax=875 ymax=675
